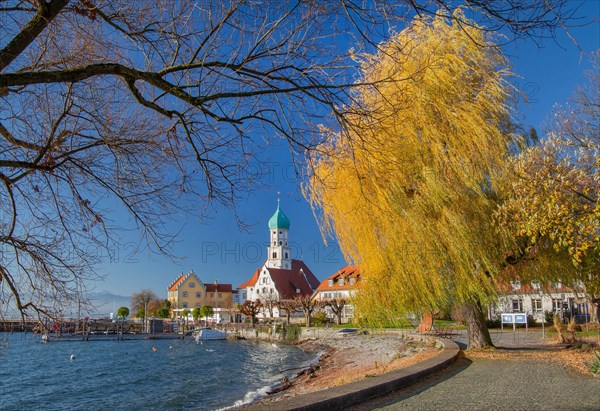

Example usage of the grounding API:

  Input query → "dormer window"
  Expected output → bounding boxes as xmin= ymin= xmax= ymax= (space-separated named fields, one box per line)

xmin=531 ymin=280 xmax=540 ymax=290
xmin=296 ymin=288 xmax=301 ymax=294
xmin=338 ymin=278 xmax=345 ymax=286
xmin=553 ymin=281 xmax=562 ymax=289
xmin=510 ymin=280 xmax=521 ymax=291
xmin=349 ymin=278 xmax=356 ymax=285
xmin=328 ymin=279 xmax=334 ymax=286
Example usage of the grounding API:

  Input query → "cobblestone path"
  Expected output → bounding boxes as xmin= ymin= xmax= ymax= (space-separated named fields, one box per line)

xmin=349 ymin=330 xmax=600 ymax=411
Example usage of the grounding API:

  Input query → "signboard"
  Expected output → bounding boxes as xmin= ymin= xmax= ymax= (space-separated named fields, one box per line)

xmin=501 ymin=313 xmax=527 ymax=324
xmin=501 ymin=313 xmax=528 ymax=331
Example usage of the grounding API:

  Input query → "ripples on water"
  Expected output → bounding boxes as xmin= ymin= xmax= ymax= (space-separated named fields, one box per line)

xmin=0 ymin=333 xmax=317 ymax=410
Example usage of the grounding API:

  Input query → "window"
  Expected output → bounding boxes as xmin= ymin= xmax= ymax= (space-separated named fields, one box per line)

xmin=195 ymin=302 xmax=201 ymax=307
xmin=182 ymin=291 xmax=189 ymax=297
xmin=273 ymin=231 xmax=276 ymax=235
xmin=338 ymin=278 xmax=345 ymax=286
xmin=284 ymin=252 xmax=288 ymax=259
xmin=328 ymin=279 xmax=334 ymax=287
xmin=211 ymin=293 xmax=216 ymax=299
xmin=296 ymin=288 xmax=301 ymax=294
xmin=279 ymin=231 xmax=282 ymax=235
xmin=182 ymin=302 xmax=188 ymax=308
xmin=531 ymin=280 xmax=540 ymax=290
xmin=269 ymin=288 xmax=273 ymax=294
xmin=273 ymin=241 xmax=276 ymax=246
xmin=189 ymin=282 xmax=195 ymax=288
xmin=257 ymin=289 xmax=260 ymax=294
xmin=349 ymin=278 xmax=356 ymax=285
xmin=512 ymin=298 xmax=522 ymax=312
xmin=279 ymin=241 xmax=282 ymax=245
xmin=510 ymin=280 xmax=521 ymax=291
xmin=552 ymin=299 xmax=563 ymax=311
xmin=272 ymin=252 xmax=277 ymax=258
xmin=553 ymin=281 xmax=562 ymax=289
xmin=218 ymin=293 xmax=222 ymax=298
xmin=196 ymin=292 xmax=202 ymax=298
xmin=531 ymin=298 xmax=542 ymax=312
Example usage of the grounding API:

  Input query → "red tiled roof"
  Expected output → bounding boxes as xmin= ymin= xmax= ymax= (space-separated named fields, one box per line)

xmin=238 ymin=267 xmax=261 ymax=289
xmin=168 ymin=274 xmax=187 ymax=292
xmin=315 ymin=265 xmax=361 ymax=292
xmin=269 ymin=260 xmax=321 ymax=299
xmin=205 ymin=283 xmax=233 ymax=293
xmin=238 ymin=260 xmax=320 ymax=299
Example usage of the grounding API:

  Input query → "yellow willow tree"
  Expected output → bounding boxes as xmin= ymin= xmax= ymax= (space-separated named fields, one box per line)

xmin=305 ymin=11 xmax=515 ymax=349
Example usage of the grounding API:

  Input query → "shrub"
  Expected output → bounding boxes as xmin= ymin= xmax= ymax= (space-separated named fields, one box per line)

xmin=283 ymin=324 xmax=301 ymax=343
xmin=312 ymin=311 xmax=328 ymax=326
xmin=485 ymin=317 xmax=501 ymax=329
xmin=527 ymin=314 xmax=537 ymax=327
xmin=544 ymin=310 xmax=554 ymax=325
xmin=587 ymin=350 xmax=600 ymax=375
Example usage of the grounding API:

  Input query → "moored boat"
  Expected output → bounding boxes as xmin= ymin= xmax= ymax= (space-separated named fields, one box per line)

xmin=195 ymin=327 xmax=227 ymax=341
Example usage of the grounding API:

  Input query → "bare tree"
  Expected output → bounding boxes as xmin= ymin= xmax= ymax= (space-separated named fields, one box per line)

xmin=130 ymin=289 xmax=158 ymax=320
xmin=324 ymin=298 xmax=346 ymax=325
xmin=220 ymin=300 xmax=239 ymax=323
xmin=278 ymin=298 xmax=299 ymax=324
xmin=240 ymin=300 xmax=262 ymax=327
xmin=0 ymin=0 xmax=582 ymax=321
xmin=259 ymin=292 xmax=281 ymax=321
xmin=294 ymin=295 xmax=321 ymax=327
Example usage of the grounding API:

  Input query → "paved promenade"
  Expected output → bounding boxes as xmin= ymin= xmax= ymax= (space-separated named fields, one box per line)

xmin=348 ymin=330 xmax=600 ymax=411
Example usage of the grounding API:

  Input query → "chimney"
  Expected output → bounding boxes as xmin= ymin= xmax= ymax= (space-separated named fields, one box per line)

xmin=214 ymin=280 xmax=218 ymax=285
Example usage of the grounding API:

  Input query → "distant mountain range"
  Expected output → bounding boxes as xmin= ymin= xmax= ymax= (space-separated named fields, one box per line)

xmin=87 ymin=291 xmax=131 ymax=317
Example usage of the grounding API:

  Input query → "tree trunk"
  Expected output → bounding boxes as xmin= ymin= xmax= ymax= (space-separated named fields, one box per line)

xmin=462 ymin=301 xmax=494 ymax=349
xmin=590 ymin=297 xmax=599 ymax=323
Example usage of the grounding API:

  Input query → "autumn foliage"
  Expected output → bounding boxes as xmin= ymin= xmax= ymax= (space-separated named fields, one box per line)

xmin=305 ymin=11 xmax=513 ymax=347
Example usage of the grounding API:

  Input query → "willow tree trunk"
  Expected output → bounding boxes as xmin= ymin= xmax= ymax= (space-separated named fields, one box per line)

xmin=462 ymin=301 xmax=494 ymax=349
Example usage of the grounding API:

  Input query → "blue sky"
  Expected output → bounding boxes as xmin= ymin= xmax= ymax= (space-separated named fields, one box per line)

xmin=94 ymin=3 xmax=600 ymax=306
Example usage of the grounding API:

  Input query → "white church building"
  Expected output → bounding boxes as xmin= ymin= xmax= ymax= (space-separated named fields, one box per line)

xmin=237 ymin=199 xmax=320 ymax=319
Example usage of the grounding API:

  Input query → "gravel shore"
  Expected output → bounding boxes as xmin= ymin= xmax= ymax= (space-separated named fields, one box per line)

xmin=255 ymin=332 xmax=441 ymax=404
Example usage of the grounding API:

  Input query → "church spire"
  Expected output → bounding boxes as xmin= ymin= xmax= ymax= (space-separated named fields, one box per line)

xmin=267 ymin=194 xmax=291 ymax=269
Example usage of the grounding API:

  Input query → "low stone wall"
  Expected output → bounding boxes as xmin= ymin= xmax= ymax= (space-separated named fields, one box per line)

xmin=232 ymin=326 xmax=417 ymax=343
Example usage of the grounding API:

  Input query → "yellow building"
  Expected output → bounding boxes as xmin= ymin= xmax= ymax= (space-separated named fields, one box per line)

xmin=167 ymin=271 xmax=235 ymax=320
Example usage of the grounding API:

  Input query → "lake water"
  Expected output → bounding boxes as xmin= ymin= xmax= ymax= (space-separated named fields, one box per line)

xmin=0 ymin=333 xmax=317 ymax=410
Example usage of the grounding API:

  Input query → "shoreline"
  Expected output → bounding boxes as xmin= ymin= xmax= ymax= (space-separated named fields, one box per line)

xmin=250 ymin=332 xmax=441 ymax=406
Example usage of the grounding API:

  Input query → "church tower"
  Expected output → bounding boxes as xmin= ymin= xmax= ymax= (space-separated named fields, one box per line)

xmin=266 ymin=196 xmax=291 ymax=270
